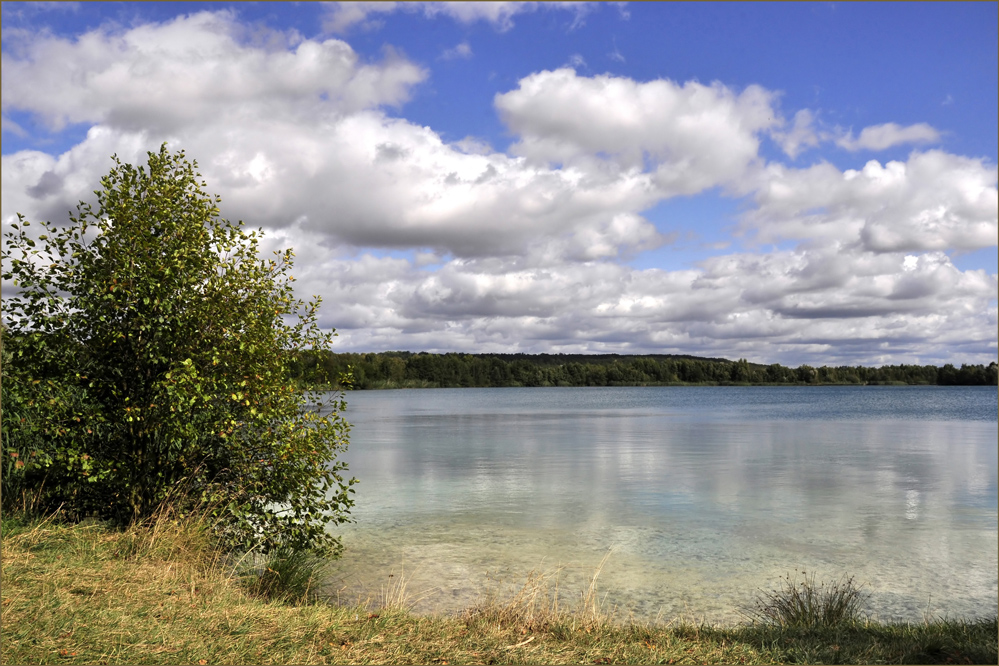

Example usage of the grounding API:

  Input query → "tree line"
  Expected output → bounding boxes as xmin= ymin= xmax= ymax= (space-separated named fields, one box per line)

xmin=291 ymin=351 xmax=998 ymax=389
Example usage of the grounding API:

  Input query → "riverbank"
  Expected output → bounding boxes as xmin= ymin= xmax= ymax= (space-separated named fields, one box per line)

xmin=2 ymin=514 xmax=995 ymax=665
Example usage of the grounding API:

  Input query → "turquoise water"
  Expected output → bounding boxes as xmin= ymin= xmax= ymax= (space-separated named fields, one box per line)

xmin=323 ymin=386 xmax=998 ymax=624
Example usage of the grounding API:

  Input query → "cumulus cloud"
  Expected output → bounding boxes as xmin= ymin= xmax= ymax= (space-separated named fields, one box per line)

xmin=0 ymin=12 xmax=426 ymax=133
xmin=285 ymin=228 xmax=996 ymax=364
xmin=2 ymin=10 xmax=996 ymax=366
xmin=1 ymin=120 xmax=668 ymax=265
xmin=0 ymin=13 xmax=666 ymax=264
xmin=836 ymin=122 xmax=941 ymax=152
xmin=495 ymin=69 xmax=779 ymax=196
xmin=742 ymin=151 xmax=998 ymax=253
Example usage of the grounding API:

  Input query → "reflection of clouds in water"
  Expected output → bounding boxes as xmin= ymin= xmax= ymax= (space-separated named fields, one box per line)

xmin=905 ymin=489 xmax=919 ymax=520
xmin=876 ymin=469 xmax=896 ymax=493
xmin=966 ymin=468 xmax=988 ymax=496
xmin=336 ymin=387 xmax=998 ymax=622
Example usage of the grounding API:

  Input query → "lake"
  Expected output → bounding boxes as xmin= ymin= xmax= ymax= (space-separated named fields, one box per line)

xmin=322 ymin=385 xmax=998 ymax=624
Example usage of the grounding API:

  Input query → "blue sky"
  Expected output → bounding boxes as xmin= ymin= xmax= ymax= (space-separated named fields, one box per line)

xmin=2 ymin=1 xmax=997 ymax=365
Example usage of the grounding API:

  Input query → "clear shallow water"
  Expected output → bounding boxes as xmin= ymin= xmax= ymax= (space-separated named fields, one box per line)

xmin=322 ymin=386 xmax=998 ymax=624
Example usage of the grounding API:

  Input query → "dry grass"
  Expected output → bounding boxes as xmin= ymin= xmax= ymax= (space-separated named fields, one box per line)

xmin=375 ymin=564 xmax=443 ymax=612
xmin=1 ymin=512 xmax=995 ymax=665
xmin=465 ymin=550 xmax=613 ymax=634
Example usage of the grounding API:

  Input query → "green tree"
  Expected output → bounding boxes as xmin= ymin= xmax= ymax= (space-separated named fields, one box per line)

xmin=1 ymin=145 xmax=355 ymax=556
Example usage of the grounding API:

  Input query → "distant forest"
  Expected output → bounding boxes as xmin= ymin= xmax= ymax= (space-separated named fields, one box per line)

xmin=291 ymin=351 xmax=999 ymax=389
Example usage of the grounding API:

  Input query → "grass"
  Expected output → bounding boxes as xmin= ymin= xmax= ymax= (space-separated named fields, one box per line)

xmin=739 ymin=570 xmax=870 ymax=629
xmin=1 ymin=511 xmax=995 ymax=665
xmin=240 ymin=548 xmax=332 ymax=603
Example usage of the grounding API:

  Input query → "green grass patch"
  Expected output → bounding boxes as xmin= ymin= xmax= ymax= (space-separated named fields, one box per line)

xmin=2 ymin=513 xmax=995 ymax=665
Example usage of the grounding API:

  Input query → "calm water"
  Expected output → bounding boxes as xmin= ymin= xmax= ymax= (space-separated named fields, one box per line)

xmin=322 ymin=386 xmax=998 ymax=624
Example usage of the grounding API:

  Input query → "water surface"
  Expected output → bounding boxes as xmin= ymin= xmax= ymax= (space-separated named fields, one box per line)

xmin=324 ymin=386 xmax=997 ymax=624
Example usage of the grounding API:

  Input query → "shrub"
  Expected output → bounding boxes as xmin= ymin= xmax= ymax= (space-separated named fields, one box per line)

xmin=1 ymin=145 xmax=355 ymax=556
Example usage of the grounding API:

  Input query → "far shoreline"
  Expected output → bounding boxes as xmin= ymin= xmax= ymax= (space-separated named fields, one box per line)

xmin=308 ymin=380 xmax=996 ymax=390
xmin=292 ymin=351 xmax=998 ymax=390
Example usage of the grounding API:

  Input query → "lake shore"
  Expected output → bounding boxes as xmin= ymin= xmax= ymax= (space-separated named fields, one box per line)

xmin=3 ymin=514 xmax=995 ymax=665
xmin=335 ymin=386 xmax=998 ymax=626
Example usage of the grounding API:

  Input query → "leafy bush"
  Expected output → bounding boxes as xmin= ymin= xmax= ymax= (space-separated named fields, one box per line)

xmin=741 ymin=571 xmax=869 ymax=629
xmin=1 ymin=145 xmax=355 ymax=556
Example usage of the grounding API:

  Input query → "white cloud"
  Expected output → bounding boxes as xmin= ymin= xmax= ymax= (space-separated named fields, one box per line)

xmin=3 ymin=11 xmax=996 ymax=366
xmin=771 ymin=109 xmax=825 ymax=159
xmin=1 ymin=115 xmax=28 ymax=137
xmin=836 ymin=122 xmax=941 ymax=152
xmin=1 ymin=117 xmax=668 ymax=264
xmin=321 ymin=2 xmax=401 ymax=33
xmin=0 ymin=16 xmax=667 ymax=264
xmin=290 ymin=235 xmax=996 ymax=364
xmin=2 ymin=12 xmax=426 ymax=131
xmin=0 ymin=11 xmax=426 ymax=133
xmin=423 ymin=2 xmax=536 ymax=31
xmin=495 ymin=68 xmax=779 ymax=196
xmin=772 ymin=116 xmax=942 ymax=158
xmin=440 ymin=41 xmax=473 ymax=60
xmin=323 ymin=2 xmax=590 ymax=34
xmin=743 ymin=151 xmax=998 ymax=253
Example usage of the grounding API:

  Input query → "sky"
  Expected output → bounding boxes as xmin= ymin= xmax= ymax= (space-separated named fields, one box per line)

xmin=2 ymin=1 xmax=997 ymax=367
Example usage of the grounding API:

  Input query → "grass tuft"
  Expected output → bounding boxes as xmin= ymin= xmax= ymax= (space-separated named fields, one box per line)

xmin=241 ymin=547 xmax=330 ymax=603
xmin=741 ymin=570 xmax=870 ymax=629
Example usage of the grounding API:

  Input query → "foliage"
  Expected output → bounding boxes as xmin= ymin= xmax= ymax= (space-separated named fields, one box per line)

xmin=1 ymin=145 xmax=355 ymax=556
xmin=741 ymin=571 xmax=870 ymax=629
xmin=290 ymin=350 xmax=999 ymax=389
